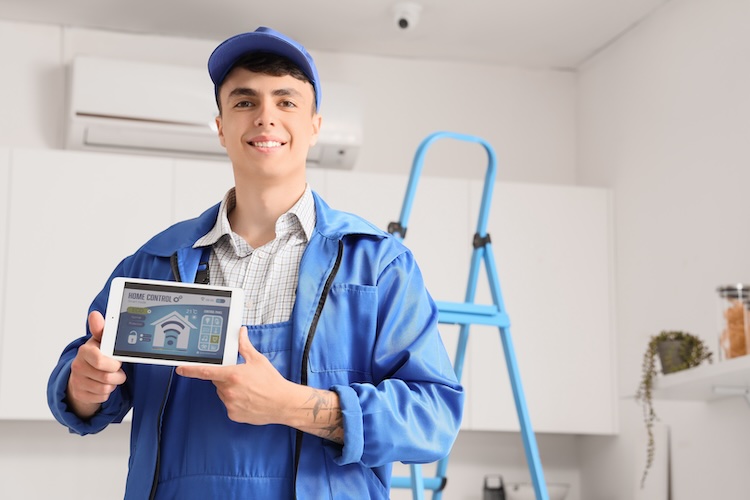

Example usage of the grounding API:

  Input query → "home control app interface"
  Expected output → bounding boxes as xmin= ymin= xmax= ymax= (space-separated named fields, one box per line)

xmin=114 ymin=282 xmax=232 ymax=364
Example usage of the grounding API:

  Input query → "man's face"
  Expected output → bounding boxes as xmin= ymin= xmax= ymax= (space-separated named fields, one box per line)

xmin=215 ymin=68 xmax=321 ymax=182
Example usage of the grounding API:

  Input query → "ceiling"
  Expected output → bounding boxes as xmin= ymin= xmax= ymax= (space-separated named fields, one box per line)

xmin=0 ymin=0 xmax=670 ymax=69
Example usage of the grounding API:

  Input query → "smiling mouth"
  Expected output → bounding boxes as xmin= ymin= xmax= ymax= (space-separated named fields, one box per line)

xmin=249 ymin=140 xmax=285 ymax=148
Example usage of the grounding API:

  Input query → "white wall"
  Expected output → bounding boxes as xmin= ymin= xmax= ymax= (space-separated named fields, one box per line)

xmin=578 ymin=0 xmax=750 ymax=498
xmin=0 ymin=18 xmax=581 ymax=500
xmin=0 ymin=21 xmax=64 ymax=148
xmin=314 ymin=52 xmax=578 ymax=184
xmin=1 ymin=21 xmax=578 ymax=185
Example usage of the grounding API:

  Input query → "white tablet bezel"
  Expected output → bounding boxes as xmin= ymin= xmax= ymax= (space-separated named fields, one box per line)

xmin=101 ymin=277 xmax=244 ymax=367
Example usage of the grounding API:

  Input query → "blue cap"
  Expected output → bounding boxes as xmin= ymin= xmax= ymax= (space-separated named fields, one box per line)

xmin=208 ymin=26 xmax=321 ymax=111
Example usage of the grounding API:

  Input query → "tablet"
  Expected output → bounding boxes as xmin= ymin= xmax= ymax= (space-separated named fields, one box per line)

xmin=101 ymin=277 xmax=245 ymax=366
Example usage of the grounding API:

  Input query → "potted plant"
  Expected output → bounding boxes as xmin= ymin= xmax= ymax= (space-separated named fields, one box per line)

xmin=635 ymin=330 xmax=712 ymax=488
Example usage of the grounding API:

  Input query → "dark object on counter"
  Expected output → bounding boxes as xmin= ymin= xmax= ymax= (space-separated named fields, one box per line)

xmin=484 ymin=475 xmax=506 ymax=500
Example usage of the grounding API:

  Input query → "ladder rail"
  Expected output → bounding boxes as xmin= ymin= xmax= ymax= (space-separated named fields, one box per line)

xmin=388 ymin=131 xmax=549 ymax=500
xmin=394 ymin=131 xmax=498 ymax=240
xmin=432 ymin=239 xmax=490 ymax=500
xmin=484 ymin=240 xmax=548 ymax=500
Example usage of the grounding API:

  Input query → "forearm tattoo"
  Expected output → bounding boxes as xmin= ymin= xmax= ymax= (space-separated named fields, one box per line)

xmin=302 ymin=389 xmax=344 ymax=444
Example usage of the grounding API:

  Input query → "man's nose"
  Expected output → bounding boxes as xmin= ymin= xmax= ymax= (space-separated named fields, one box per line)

xmin=254 ymin=101 xmax=276 ymax=127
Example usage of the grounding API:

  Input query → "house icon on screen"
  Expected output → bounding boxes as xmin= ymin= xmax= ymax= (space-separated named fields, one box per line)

xmin=151 ymin=312 xmax=196 ymax=350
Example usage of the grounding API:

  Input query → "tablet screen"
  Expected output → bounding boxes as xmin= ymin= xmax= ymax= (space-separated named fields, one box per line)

xmin=111 ymin=280 xmax=234 ymax=365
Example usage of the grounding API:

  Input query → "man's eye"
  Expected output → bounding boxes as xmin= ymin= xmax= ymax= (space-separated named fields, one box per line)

xmin=279 ymin=100 xmax=297 ymax=108
xmin=235 ymin=101 xmax=253 ymax=108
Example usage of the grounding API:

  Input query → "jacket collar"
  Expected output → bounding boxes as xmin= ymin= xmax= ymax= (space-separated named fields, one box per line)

xmin=309 ymin=191 xmax=385 ymax=241
xmin=139 ymin=191 xmax=385 ymax=258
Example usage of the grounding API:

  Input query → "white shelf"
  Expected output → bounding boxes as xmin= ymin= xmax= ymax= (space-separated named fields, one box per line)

xmin=652 ymin=355 xmax=750 ymax=402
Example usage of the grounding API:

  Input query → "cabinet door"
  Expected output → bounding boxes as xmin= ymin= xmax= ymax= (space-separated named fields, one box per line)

xmin=306 ymin=166 xmax=328 ymax=199
xmin=468 ymin=181 xmax=617 ymax=434
xmin=0 ymin=149 xmax=173 ymax=420
xmin=173 ymin=158 xmax=234 ymax=222
xmin=0 ymin=148 xmax=9 ymax=375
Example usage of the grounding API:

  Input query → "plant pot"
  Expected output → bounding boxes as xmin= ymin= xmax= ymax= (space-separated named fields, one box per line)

xmin=657 ymin=340 xmax=687 ymax=374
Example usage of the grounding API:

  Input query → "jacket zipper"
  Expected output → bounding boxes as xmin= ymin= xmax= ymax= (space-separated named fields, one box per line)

xmin=293 ymin=240 xmax=344 ymax=499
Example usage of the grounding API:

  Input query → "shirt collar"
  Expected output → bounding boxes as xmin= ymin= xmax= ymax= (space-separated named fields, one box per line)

xmin=193 ymin=185 xmax=316 ymax=249
xmin=284 ymin=184 xmax=316 ymax=242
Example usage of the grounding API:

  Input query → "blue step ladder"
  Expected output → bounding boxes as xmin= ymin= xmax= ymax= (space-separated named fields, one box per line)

xmin=388 ymin=131 xmax=549 ymax=500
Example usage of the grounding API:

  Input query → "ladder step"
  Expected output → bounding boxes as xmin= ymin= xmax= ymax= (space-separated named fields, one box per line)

xmin=435 ymin=301 xmax=510 ymax=327
xmin=391 ymin=475 xmax=444 ymax=491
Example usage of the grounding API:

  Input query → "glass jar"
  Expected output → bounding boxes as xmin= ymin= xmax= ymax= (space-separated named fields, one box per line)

xmin=717 ymin=284 xmax=750 ymax=360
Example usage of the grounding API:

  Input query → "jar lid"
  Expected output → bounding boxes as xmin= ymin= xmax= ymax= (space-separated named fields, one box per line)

xmin=717 ymin=284 xmax=750 ymax=298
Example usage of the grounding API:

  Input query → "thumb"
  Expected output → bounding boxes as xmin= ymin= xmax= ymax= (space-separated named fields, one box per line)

xmin=237 ymin=326 xmax=258 ymax=363
xmin=88 ymin=310 xmax=105 ymax=342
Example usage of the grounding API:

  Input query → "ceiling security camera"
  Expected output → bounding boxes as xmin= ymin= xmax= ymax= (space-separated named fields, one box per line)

xmin=393 ymin=2 xmax=422 ymax=30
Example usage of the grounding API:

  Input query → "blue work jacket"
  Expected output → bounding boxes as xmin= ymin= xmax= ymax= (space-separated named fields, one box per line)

xmin=48 ymin=192 xmax=464 ymax=499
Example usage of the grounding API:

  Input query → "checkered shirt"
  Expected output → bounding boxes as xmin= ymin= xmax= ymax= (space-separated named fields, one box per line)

xmin=193 ymin=186 xmax=316 ymax=325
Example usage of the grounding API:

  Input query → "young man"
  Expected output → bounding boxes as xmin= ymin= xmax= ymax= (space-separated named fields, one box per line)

xmin=48 ymin=26 xmax=463 ymax=499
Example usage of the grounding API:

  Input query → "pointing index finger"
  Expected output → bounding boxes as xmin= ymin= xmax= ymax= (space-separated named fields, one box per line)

xmin=176 ymin=364 xmax=227 ymax=381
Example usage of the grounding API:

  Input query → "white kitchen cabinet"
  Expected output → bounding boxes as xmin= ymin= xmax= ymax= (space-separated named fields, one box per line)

xmin=0 ymin=149 xmax=616 ymax=435
xmin=306 ymin=167 xmax=329 ymax=199
xmin=0 ymin=148 xmax=173 ymax=419
xmin=0 ymin=148 xmax=9 ymax=385
xmin=467 ymin=181 xmax=617 ymax=434
xmin=172 ymin=157 xmax=234 ymax=222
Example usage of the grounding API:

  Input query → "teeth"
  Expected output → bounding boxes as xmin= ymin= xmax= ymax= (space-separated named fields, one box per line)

xmin=251 ymin=141 xmax=282 ymax=148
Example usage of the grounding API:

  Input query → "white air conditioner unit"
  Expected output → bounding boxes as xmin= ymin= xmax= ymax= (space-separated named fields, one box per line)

xmin=65 ymin=55 xmax=363 ymax=169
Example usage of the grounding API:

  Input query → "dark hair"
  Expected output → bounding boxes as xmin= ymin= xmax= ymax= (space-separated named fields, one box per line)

xmin=215 ymin=52 xmax=315 ymax=114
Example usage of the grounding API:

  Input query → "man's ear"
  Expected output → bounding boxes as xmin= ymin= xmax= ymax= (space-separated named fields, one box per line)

xmin=309 ymin=114 xmax=322 ymax=147
xmin=215 ymin=115 xmax=226 ymax=148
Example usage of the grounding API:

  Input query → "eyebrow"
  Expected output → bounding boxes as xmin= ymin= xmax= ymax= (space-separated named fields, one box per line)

xmin=227 ymin=87 xmax=304 ymax=100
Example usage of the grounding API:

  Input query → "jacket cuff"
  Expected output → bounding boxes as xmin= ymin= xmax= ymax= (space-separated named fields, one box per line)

xmin=330 ymin=384 xmax=363 ymax=465
xmin=48 ymin=359 xmax=125 ymax=435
